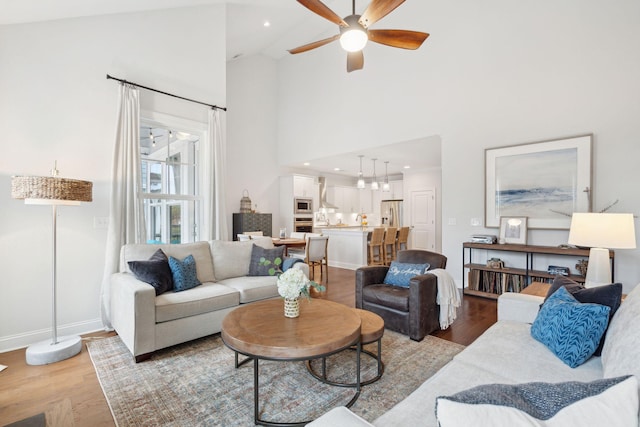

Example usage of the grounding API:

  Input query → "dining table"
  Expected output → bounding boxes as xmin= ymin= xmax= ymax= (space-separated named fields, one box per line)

xmin=271 ymin=237 xmax=306 ymax=256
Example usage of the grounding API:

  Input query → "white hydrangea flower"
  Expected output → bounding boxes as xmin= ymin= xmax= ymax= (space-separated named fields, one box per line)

xmin=277 ymin=268 xmax=310 ymax=299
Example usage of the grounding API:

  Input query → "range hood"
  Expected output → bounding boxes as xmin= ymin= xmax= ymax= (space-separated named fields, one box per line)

xmin=318 ymin=177 xmax=339 ymax=211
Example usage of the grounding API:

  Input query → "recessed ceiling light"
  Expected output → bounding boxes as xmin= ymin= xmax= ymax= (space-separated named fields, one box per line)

xmin=404 ymin=165 xmax=411 ymax=169
xmin=303 ymin=162 xmax=310 ymax=166
xmin=334 ymin=167 xmax=341 ymax=171
xmin=264 ymin=21 xmax=271 ymax=27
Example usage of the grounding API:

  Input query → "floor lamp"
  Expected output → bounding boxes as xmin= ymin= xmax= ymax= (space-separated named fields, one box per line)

xmin=11 ymin=164 xmax=92 ymax=365
xmin=568 ymin=213 xmax=636 ymax=288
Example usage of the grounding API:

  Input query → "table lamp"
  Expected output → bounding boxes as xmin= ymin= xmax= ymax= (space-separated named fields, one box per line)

xmin=11 ymin=163 xmax=92 ymax=365
xmin=568 ymin=213 xmax=636 ymax=288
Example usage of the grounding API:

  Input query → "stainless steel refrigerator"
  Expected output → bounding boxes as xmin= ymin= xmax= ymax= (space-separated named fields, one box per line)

xmin=381 ymin=200 xmax=403 ymax=227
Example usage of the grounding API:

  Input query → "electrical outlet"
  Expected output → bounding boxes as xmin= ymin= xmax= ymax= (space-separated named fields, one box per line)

xmin=470 ymin=218 xmax=481 ymax=226
xmin=93 ymin=217 xmax=109 ymax=229
xmin=447 ymin=218 xmax=457 ymax=226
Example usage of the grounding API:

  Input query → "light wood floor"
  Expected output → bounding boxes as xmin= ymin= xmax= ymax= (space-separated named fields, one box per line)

xmin=0 ymin=266 xmax=496 ymax=426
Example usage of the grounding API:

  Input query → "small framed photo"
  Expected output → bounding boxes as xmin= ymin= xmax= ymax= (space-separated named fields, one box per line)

xmin=499 ymin=216 xmax=528 ymax=244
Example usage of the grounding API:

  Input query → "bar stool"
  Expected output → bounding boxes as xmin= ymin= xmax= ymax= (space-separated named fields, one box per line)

xmin=382 ymin=227 xmax=397 ymax=265
xmin=367 ymin=228 xmax=385 ymax=265
xmin=396 ymin=226 xmax=410 ymax=252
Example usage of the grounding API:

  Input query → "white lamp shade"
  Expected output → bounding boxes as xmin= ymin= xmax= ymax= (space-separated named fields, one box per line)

xmin=568 ymin=213 xmax=636 ymax=249
xmin=568 ymin=213 xmax=636 ymax=288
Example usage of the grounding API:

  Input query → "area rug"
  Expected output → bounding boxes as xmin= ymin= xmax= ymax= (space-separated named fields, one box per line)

xmin=88 ymin=331 xmax=464 ymax=426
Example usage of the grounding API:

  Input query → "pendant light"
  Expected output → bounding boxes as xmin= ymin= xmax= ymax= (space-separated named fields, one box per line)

xmin=356 ymin=155 xmax=365 ymax=189
xmin=382 ymin=161 xmax=390 ymax=192
xmin=371 ymin=158 xmax=379 ymax=190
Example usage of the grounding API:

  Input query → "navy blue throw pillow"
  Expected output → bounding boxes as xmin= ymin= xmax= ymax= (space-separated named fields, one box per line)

xmin=383 ymin=261 xmax=430 ymax=288
xmin=128 ymin=249 xmax=173 ymax=295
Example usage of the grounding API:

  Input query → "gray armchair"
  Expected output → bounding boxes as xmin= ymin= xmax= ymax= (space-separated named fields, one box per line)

xmin=355 ymin=249 xmax=447 ymax=341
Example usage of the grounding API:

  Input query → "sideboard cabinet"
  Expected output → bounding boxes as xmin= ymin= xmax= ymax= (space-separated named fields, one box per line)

xmin=232 ymin=213 xmax=272 ymax=240
xmin=462 ymin=242 xmax=615 ymax=299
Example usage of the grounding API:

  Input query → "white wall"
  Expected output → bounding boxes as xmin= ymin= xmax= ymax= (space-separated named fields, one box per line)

xmin=276 ymin=0 xmax=640 ymax=291
xmin=226 ymin=54 xmax=282 ymax=237
xmin=0 ymin=5 xmax=226 ymax=351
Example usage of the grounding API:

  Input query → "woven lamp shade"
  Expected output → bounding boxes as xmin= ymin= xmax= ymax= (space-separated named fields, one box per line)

xmin=11 ymin=176 xmax=92 ymax=202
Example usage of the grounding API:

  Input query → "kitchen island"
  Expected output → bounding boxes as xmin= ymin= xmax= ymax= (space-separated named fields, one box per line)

xmin=315 ymin=226 xmax=373 ymax=270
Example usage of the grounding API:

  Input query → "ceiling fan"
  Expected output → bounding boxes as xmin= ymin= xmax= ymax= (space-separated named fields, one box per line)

xmin=288 ymin=0 xmax=429 ymax=72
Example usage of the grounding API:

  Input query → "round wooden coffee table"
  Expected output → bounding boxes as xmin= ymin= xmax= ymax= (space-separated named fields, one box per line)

xmin=221 ymin=298 xmax=362 ymax=427
xmin=307 ymin=308 xmax=385 ymax=387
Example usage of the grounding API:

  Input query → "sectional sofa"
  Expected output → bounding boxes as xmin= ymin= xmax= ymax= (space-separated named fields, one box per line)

xmin=310 ymin=281 xmax=640 ymax=426
xmin=109 ymin=238 xmax=308 ymax=361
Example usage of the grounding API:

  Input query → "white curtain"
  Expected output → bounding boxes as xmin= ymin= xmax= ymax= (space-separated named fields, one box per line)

xmin=100 ymin=84 xmax=146 ymax=329
xmin=202 ymin=108 xmax=229 ymax=240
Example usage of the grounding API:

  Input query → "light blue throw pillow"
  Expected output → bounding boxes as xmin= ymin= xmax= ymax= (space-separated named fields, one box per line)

xmin=383 ymin=261 xmax=430 ymax=288
xmin=531 ymin=286 xmax=610 ymax=368
xmin=168 ymin=254 xmax=201 ymax=292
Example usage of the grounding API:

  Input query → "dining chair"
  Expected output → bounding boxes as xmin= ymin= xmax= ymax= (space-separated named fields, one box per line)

xmin=396 ymin=226 xmax=410 ymax=251
xmin=286 ymin=232 xmax=307 ymax=257
xmin=305 ymin=236 xmax=329 ymax=282
xmin=368 ymin=228 xmax=385 ymax=266
xmin=383 ymin=227 xmax=398 ymax=265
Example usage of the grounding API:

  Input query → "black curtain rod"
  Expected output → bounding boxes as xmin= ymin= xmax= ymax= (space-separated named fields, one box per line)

xmin=106 ymin=74 xmax=227 ymax=111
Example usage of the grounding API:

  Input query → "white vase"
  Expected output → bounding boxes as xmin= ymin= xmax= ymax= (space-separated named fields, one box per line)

xmin=284 ymin=298 xmax=300 ymax=318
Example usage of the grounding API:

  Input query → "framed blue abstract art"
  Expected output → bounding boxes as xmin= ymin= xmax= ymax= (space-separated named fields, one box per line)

xmin=485 ymin=134 xmax=592 ymax=229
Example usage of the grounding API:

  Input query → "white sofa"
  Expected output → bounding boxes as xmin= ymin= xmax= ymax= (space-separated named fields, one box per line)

xmin=110 ymin=239 xmax=308 ymax=361
xmin=309 ymin=283 xmax=640 ymax=426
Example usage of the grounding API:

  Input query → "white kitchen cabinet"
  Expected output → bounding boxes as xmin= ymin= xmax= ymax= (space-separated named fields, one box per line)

xmin=372 ymin=189 xmax=382 ymax=217
xmin=381 ymin=180 xmax=404 ymax=200
xmin=329 ymin=186 xmax=359 ymax=213
xmin=359 ymin=188 xmax=372 ymax=213
xmin=293 ymin=175 xmax=315 ymax=198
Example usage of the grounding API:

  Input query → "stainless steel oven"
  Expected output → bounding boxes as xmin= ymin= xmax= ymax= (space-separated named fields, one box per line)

xmin=294 ymin=198 xmax=313 ymax=214
xmin=294 ymin=216 xmax=314 ymax=233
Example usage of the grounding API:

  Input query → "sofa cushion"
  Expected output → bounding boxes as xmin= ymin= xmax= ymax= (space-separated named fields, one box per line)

xmin=531 ymin=287 xmax=610 ymax=368
xmin=121 ymin=241 xmax=215 ymax=283
xmin=545 ymin=276 xmax=623 ymax=356
xmin=363 ymin=284 xmax=409 ymax=312
xmin=216 ymin=276 xmax=279 ymax=303
xmin=127 ymin=249 xmax=173 ymax=295
xmin=454 ymin=321 xmax=604 ymax=384
xmin=248 ymin=245 xmax=285 ymax=276
xmin=435 ymin=376 xmax=638 ymax=427
xmin=209 ymin=240 xmax=254 ymax=280
xmin=602 ymin=283 xmax=640 ymax=383
xmin=169 ymin=255 xmax=202 ymax=292
xmin=155 ymin=282 xmax=240 ymax=323
xmin=383 ymin=261 xmax=430 ymax=288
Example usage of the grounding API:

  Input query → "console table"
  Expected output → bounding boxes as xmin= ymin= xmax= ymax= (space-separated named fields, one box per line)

xmin=462 ymin=242 xmax=615 ymax=299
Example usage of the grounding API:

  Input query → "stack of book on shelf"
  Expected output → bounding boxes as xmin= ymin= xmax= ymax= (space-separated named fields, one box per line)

xmin=468 ymin=270 xmax=528 ymax=294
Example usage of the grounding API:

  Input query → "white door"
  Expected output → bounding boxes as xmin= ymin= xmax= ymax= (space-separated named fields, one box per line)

xmin=410 ymin=189 xmax=436 ymax=250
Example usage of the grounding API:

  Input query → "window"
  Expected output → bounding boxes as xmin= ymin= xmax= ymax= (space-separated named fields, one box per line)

xmin=140 ymin=122 xmax=201 ymax=244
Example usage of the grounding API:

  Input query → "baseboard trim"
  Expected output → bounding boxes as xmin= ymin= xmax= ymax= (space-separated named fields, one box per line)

xmin=0 ymin=318 xmax=104 ymax=353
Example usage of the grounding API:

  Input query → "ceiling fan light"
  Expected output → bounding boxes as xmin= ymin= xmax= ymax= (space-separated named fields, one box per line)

xmin=340 ymin=28 xmax=368 ymax=52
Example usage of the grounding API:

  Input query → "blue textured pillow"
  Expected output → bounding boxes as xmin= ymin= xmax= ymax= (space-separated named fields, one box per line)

xmin=168 ymin=254 xmax=201 ymax=292
xmin=531 ymin=286 xmax=610 ymax=368
xmin=383 ymin=261 xmax=430 ymax=288
xmin=544 ymin=276 xmax=622 ymax=356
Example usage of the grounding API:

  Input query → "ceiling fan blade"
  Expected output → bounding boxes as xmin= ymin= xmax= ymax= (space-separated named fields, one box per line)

xmin=347 ymin=51 xmax=364 ymax=73
xmin=297 ymin=0 xmax=347 ymax=27
xmin=359 ymin=0 xmax=405 ymax=28
xmin=368 ymin=29 xmax=429 ymax=50
xmin=288 ymin=34 xmax=340 ymax=54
